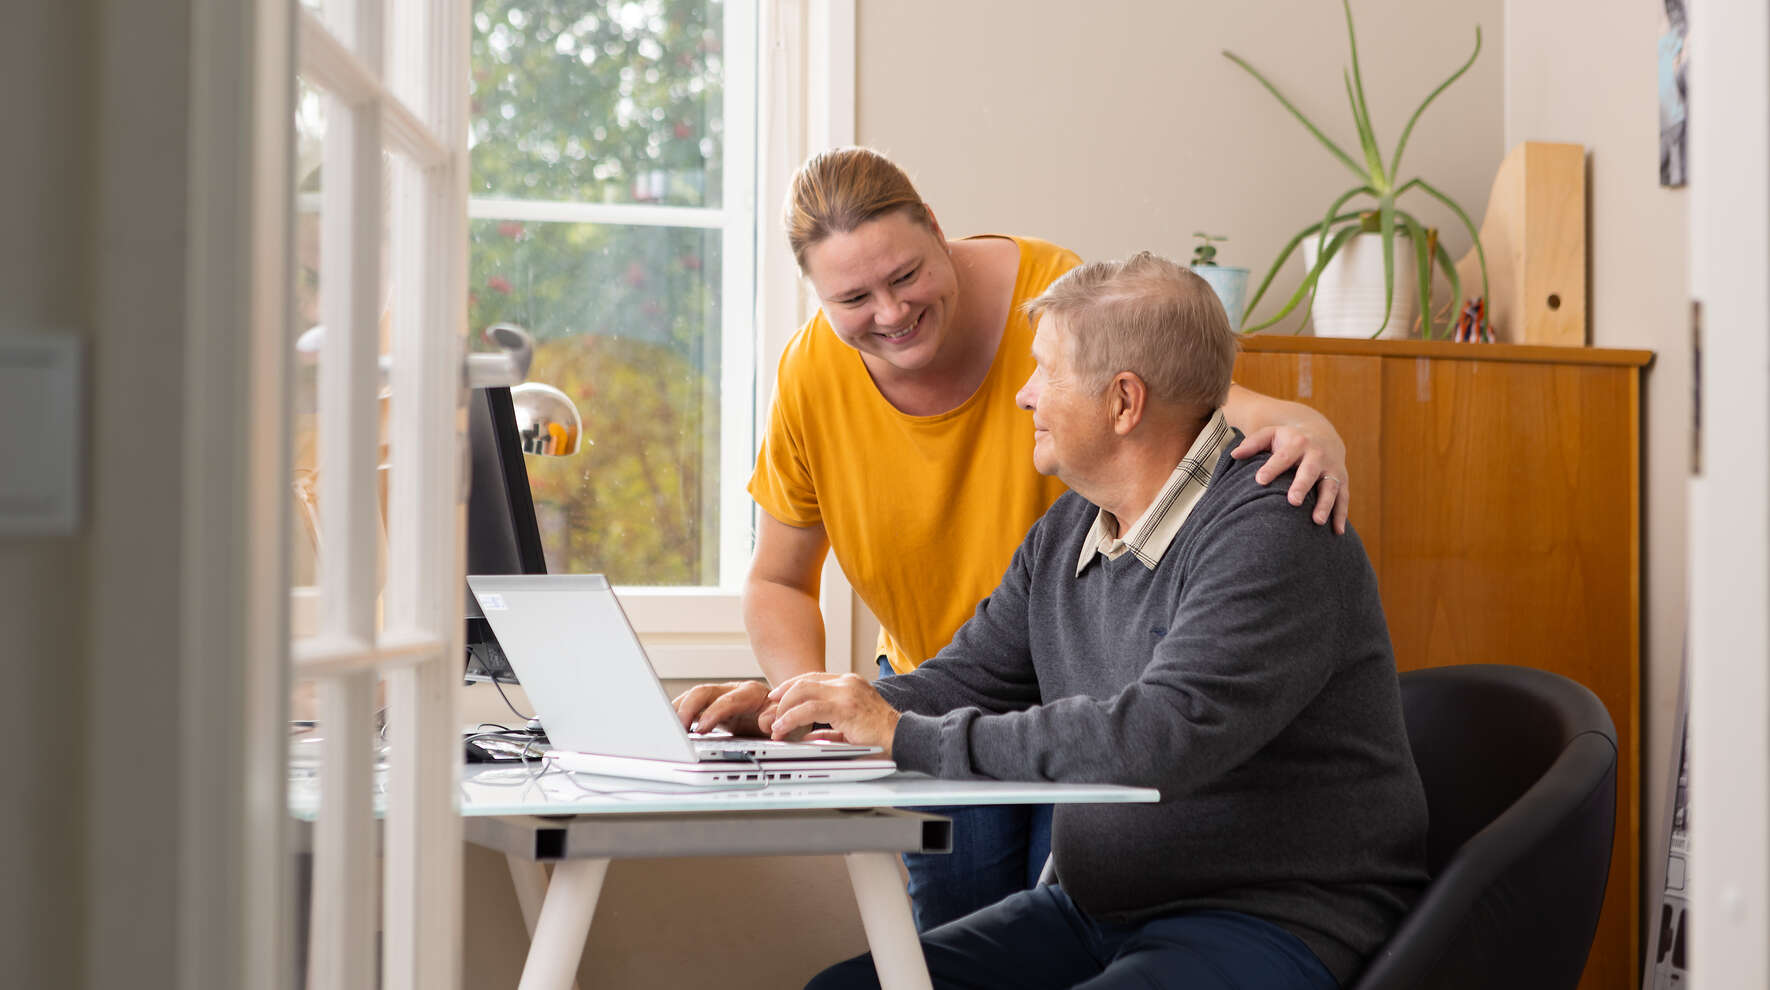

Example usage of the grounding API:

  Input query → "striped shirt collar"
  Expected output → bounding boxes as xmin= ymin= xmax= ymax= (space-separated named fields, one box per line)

xmin=1076 ymin=408 xmax=1233 ymax=577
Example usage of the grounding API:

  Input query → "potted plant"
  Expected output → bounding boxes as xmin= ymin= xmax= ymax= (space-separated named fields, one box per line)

xmin=1189 ymin=232 xmax=1250 ymax=332
xmin=1225 ymin=0 xmax=1489 ymax=339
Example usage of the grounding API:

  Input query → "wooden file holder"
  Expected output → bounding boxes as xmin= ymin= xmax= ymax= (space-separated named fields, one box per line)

xmin=1455 ymin=141 xmax=1588 ymax=346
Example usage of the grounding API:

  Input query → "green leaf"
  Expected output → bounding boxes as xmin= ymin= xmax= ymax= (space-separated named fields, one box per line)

xmin=1343 ymin=70 xmax=1385 ymax=184
xmin=1313 ymin=185 xmax=1376 ymax=264
xmin=1244 ymin=210 xmax=1368 ymax=323
xmin=1224 ymin=50 xmax=1371 ymax=181
xmin=1390 ymin=26 xmax=1482 ymax=179
xmin=1413 ymin=178 xmax=1490 ymax=312
xmin=1434 ymin=238 xmax=1464 ymax=338
xmin=1340 ymin=0 xmax=1384 ymax=185
xmin=1396 ymin=211 xmax=1436 ymax=337
xmin=1243 ymin=225 xmax=1361 ymax=333
xmin=1373 ymin=200 xmax=1398 ymax=336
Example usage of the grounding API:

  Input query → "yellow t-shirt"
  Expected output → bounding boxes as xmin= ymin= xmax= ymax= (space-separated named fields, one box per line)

xmin=748 ymin=235 xmax=1080 ymax=672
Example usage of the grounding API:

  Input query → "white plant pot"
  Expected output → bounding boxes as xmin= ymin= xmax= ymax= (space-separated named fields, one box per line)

xmin=1301 ymin=231 xmax=1418 ymax=339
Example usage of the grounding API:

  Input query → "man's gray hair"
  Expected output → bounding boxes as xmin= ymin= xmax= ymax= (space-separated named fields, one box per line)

xmin=1023 ymin=251 xmax=1239 ymax=409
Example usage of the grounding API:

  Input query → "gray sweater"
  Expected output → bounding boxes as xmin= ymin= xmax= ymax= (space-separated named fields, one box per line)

xmin=875 ymin=443 xmax=1428 ymax=984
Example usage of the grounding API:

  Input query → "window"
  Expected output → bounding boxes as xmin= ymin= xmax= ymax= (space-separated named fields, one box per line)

xmin=467 ymin=0 xmax=757 ymax=591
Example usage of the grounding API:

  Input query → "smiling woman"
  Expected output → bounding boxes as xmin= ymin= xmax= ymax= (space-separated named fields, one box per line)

xmin=800 ymin=211 xmax=985 ymax=412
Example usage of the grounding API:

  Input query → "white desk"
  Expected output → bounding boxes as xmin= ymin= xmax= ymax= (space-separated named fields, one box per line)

xmin=292 ymin=763 xmax=1157 ymax=989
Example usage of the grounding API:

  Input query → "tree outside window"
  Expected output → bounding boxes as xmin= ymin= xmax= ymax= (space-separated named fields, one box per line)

xmin=468 ymin=0 xmax=751 ymax=588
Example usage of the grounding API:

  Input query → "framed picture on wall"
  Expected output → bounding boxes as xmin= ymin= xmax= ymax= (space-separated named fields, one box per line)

xmin=1659 ymin=0 xmax=1689 ymax=187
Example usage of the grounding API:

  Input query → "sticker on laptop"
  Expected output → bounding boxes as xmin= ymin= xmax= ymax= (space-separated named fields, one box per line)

xmin=476 ymin=593 xmax=507 ymax=611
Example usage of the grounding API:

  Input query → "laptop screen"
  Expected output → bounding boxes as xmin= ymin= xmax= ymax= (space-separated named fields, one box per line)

xmin=466 ymin=573 xmax=699 ymax=763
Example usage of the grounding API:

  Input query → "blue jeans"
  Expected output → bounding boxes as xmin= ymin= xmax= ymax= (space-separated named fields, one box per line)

xmin=879 ymin=657 xmax=1055 ymax=931
xmin=805 ymin=884 xmax=1338 ymax=990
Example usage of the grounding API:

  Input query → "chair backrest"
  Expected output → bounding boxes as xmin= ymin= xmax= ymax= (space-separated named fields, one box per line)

xmin=1354 ymin=664 xmax=1618 ymax=990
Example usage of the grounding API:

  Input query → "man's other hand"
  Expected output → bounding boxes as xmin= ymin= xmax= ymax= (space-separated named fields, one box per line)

xmin=766 ymin=673 xmax=900 ymax=755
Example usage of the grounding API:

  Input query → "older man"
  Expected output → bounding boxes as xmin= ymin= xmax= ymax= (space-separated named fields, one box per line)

xmin=681 ymin=253 xmax=1427 ymax=989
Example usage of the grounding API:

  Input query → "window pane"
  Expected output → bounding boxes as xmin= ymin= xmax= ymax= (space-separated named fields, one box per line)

xmin=293 ymin=80 xmax=325 ymax=589
xmin=293 ymin=78 xmax=398 ymax=599
xmin=469 ymin=219 xmax=724 ymax=586
xmin=471 ymin=0 xmax=727 ymax=208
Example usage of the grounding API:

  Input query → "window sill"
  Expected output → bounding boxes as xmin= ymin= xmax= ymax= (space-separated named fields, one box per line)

xmin=295 ymin=586 xmax=772 ymax=680
xmin=617 ymin=588 xmax=757 ymax=679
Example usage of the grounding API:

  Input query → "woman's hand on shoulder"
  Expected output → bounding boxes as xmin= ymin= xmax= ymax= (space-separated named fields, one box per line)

xmin=1230 ymin=417 xmax=1350 ymax=535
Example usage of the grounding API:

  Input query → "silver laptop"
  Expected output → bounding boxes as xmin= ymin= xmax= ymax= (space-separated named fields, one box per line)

xmin=466 ymin=574 xmax=896 ymax=785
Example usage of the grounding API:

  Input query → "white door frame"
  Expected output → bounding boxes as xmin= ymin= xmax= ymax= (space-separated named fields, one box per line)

xmin=1688 ymin=0 xmax=1770 ymax=981
xmin=180 ymin=0 xmax=298 ymax=987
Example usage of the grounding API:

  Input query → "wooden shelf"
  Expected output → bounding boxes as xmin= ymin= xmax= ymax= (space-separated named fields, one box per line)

xmin=1239 ymin=332 xmax=1654 ymax=368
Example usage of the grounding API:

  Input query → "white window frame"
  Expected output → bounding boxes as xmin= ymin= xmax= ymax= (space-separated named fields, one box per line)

xmin=469 ymin=0 xmax=856 ymax=679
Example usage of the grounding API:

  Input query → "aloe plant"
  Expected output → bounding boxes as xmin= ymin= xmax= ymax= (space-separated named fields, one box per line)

xmin=1224 ymin=0 xmax=1488 ymax=338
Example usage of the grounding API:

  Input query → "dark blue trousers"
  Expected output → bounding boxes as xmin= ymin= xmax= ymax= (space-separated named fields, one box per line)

xmin=878 ymin=657 xmax=1054 ymax=930
xmin=805 ymin=884 xmax=1338 ymax=990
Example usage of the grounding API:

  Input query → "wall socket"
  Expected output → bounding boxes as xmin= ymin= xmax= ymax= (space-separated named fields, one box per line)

xmin=0 ymin=332 xmax=81 ymax=536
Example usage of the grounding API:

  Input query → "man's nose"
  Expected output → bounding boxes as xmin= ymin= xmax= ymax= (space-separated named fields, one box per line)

xmin=1016 ymin=374 xmax=1039 ymax=411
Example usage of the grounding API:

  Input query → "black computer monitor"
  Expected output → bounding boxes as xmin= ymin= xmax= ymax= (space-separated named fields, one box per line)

xmin=464 ymin=385 xmax=546 ymax=683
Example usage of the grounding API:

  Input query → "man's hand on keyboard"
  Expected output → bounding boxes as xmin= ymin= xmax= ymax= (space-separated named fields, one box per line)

xmin=765 ymin=673 xmax=899 ymax=755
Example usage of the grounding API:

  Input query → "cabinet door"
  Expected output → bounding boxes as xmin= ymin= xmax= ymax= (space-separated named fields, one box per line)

xmin=1377 ymin=356 xmax=1638 ymax=990
xmin=1231 ymin=351 xmax=1384 ymax=564
xmin=1377 ymin=358 xmax=1637 ymax=686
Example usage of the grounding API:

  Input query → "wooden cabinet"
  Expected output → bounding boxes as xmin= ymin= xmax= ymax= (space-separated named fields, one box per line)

xmin=1233 ymin=335 xmax=1653 ymax=990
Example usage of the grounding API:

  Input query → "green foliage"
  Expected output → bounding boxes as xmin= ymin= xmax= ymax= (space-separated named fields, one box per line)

xmin=468 ymin=0 xmax=732 ymax=585
xmin=523 ymin=332 xmax=716 ymax=586
xmin=1191 ymin=232 xmax=1228 ymax=267
xmin=1224 ymin=0 xmax=1488 ymax=339
xmin=471 ymin=0 xmax=725 ymax=206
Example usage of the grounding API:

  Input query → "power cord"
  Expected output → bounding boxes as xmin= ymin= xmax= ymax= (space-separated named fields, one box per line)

xmin=489 ymin=676 xmax=535 ymax=723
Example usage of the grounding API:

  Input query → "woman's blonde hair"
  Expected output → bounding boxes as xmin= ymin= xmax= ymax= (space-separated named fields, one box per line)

xmin=1023 ymin=252 xmax=1239 ymax=409
xmin=784 ymin=147 xmax=931 ymax=269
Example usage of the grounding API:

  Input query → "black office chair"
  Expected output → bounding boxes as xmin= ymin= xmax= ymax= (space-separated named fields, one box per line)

xmin=1354 ymin=663 xmax=1618 ymax=990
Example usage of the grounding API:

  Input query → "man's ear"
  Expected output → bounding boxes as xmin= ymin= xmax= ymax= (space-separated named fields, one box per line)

xmin=1110 ymin=372 xmax=1147 ymax=436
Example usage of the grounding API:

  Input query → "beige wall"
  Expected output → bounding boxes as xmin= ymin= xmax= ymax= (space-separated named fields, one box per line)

xmin=0 ymin=2 xmax=91 ymax=986
xmin=856 ymin=0 xmax=1504 ymax=299
xmin=1506 ymin=0 xmax=1690 ymax=956
xmin=2 ymin=3 xmax=205 ymax=987
xmin=84 ymin=0 xmax=198 ymax=981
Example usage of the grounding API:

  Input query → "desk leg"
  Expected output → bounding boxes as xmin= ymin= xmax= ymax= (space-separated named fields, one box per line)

xmin=507 ymin=855 xmax=548 ymax=936
xmin=507 ymin=857 xmax=583 ymax=990
xmin=844 ymin=852 xmax=933 ymax=990
xmin=516 ymin=858 xmax=608 ymax=990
